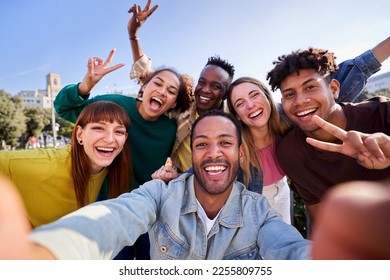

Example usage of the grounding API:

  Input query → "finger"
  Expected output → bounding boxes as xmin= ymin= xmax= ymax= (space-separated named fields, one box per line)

xmin=104 ymin=63 xmax=125 ymax=74
xmin=152 ymin=169 xmax=165 ymax=179
xmin=103 ymin=49 xmax=116 ymax=67
xmin=312 ymin=115 xmax=348 ymax=141
xmin=364 ymin=135 xmax=386 ymax=162
xmin=306 ymin=137 xmax=343 ymax=153
xmin=128 ymin=4 xmax=136 ymax=13
xmin=356 ymin=155 xmax=376 ymax=169
xmin=93 ymin=57 xmax=103 ymax=65
xmin=163 ymin=166 xmax=175 ymax=173
xmin=157 ymin=166 xmax=166 ymax=178
xmin=87 ymin=57 xmax=94 ymax=74
xmin=144 ymin=0 xmax=152 ymax=11
xmin=152 ymin=168 xmax=163 ymax=180
xmin=164 ymin=157 xmax=172 ymax=167
xmin=345 ymin=131 xmax=370 ymax=156
xmin=147 ymin=5 xmax=158 ymax=17
xmin=163 ymin=172 xmax=172 ymax=180
xmin=88 ymin=57 xmax=96 ymax=75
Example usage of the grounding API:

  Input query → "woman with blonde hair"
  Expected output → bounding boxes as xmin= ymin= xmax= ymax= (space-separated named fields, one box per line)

xmin=227 ymin=77 xmax=292 ymax=223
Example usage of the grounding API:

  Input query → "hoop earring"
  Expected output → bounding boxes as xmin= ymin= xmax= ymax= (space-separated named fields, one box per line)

xmin=78 ymin=139 xmax=83 ymax=145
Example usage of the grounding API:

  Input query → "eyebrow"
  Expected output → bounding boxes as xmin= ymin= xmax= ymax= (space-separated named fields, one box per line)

xmin=282 ymin=77 xmax=319 ymax=93
xmin=155 ymin=76 xmax=179 ymax=91
xmin=234 ymin=89 xmax=257 ymax=106
xmin=199 ymin=77 xmax=223 ymax=85
xmin=93 ymin=121 xmax=126 ymax=128
xmin=193 ymin=133 xmax=236 ymax=141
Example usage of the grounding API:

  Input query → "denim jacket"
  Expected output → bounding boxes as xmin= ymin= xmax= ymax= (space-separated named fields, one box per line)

xmin=334 ymin=49 xmax=381 ymax=102
xmin=240 ymin=49 xmax=382 ymax=193
xmin=30 ymin=173 xmax=310 ymax=260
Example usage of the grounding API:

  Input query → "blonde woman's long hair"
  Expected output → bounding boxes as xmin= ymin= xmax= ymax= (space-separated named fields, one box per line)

xmin=226 ymin=77 xmax=291 ymax=186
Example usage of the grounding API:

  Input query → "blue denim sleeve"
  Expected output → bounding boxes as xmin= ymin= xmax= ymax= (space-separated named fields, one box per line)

xmin=334 ymin=50 xmax=381 ymax=102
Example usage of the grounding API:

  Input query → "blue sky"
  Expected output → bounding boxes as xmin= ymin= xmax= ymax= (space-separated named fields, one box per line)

xmin=1 ymin=0 xmax=390 ymax=101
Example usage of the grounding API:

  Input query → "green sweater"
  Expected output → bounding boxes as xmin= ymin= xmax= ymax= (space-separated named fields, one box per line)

xmin=54 ymin=84 xmax=177 ymax=188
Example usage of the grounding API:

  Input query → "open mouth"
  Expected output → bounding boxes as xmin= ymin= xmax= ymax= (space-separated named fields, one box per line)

xmin=204 ymin=165 xmax=227 ymax=175
xmin=249 ymin=109 xmax=263 ymax=119
xmin=150 ymin=97 xmax=163 ymax=110
xmin=198 ymin=95 xmax=211 ymax=103
xmin=296 ymin=108 xmax=317 ymax=118
xmin=96 ymin=147 xmax=115 ymax=156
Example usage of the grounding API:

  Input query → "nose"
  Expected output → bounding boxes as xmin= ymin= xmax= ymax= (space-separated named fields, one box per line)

xmin=207 ymin=142 xmax=222 ymax=159
xmin=247 ymin=99 xmax=255 ymax=109
xmin=294 ymin=92 xmax=311 ymax=105
xmin=103 ymin=130 xmax=114 ymax=143
xmin=157 ymin=87 xmax=167 ymax=96
xmin=200 ymin=83 xmax=212 ymax=93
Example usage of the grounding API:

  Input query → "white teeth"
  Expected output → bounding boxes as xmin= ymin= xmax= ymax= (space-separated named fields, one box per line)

xmin=96 ymin=147 xmax=114 ymax=152
xmin=200 ymin=96 xmax=211 ymax=101
xmin=152 ymin=97 xmax=163 ymax=104
xmin=249 ymin=109 xmax=262 ymax=118
xmin=297 ymin=108 xmax=316 ymax=116
xmin=205 ymin=166 xmax=226 ymax=172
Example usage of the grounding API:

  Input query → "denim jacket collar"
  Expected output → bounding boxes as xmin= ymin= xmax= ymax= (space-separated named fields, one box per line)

xmin=179 ymin=174 xmax=244 ymax=229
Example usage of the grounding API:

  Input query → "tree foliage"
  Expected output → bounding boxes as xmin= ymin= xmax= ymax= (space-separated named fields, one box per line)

xmin=0 ymin=90 xmax=75 ymax=149
xmin=56 ymin=116 xmax=74 ymax=137
xmin=0 ymin=90 xmax=26 ymax=147
xmin=24 ymin=107 xmax=50 ymax=137
xmin=42 ymin=109 xmax=74 ymax=138
xmin=355 ymin=88 xmax=390 ymax=102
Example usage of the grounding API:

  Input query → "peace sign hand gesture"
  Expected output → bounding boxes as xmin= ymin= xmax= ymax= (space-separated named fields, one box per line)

xmin=78 ymin=49 xmax=125 ymax=95
xmin=128 ymin=0 xmax=158 ymax=38
xmin=306 ymin=115 xmax=390 ymax=169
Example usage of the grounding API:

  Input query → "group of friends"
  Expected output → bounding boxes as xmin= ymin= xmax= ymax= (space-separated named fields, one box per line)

xmin=0 ymin=0 xmax=390 ymax=260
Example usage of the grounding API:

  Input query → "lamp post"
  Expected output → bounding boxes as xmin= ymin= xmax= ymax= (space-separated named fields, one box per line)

xmin=48 ymin=85 xmax=57 ymax=147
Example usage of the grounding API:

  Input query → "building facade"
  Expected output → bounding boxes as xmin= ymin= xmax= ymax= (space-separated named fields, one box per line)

xmin=17 ymin=73 xmax=61 ymax=108
xmin=366 ymin=71 xmax=390 ymax=93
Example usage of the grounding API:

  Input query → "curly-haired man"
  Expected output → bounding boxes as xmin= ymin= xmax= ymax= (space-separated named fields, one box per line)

xmin=267 ymin=41 xmax=390 ymax=227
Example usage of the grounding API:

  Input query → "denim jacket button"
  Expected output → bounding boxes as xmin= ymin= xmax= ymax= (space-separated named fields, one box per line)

xmin=160 ymin=244 xmax=169 ymax=253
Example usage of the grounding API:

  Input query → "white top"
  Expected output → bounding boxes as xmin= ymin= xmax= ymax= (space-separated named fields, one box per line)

xmin=196 ymin=199 xmax=220 ymax=235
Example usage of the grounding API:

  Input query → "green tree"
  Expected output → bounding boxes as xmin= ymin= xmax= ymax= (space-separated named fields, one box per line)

xmin=42 ymin=109 xmax=74 ymax=138
xmin=56 ymin=114 xmax=74 ymax=137
xmin=372 ymin=88 xmax=390 ymax=98
xmin=24 ymin=107 xmax=50 ymax=137
xmin=0 ymin=90 xmax=26 ymax=148
xmin=355 ymin=88 xmax=390 ymax=102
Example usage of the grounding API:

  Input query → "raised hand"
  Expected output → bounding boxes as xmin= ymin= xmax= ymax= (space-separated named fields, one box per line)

xmin=78 ymin=49 xmax=125 ymax=95
xmin=306 ymin=115 xmax=390 ymax=169
xmin=151 ymin=157 xmax=179 ymax=184
xmin=128 ymin=0 xmax=158 ymax=38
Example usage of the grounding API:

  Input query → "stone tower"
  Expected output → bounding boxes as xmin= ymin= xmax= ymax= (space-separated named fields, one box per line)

xmin=46 ymin=73 xmax=61 ymax=97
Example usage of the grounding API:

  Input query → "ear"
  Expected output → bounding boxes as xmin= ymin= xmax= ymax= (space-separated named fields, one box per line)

xmin=171 ymin=101 xmax=177 ymax=109
xmin=329 ymin=79 xmax=340 ymax=100
xmin=75 ymin=125 xmax=83 ymax=143
xmin=140 ymin=84 xmax=146 ymax=94
xmin=239 ymin=144 xmax=244 ymax=163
